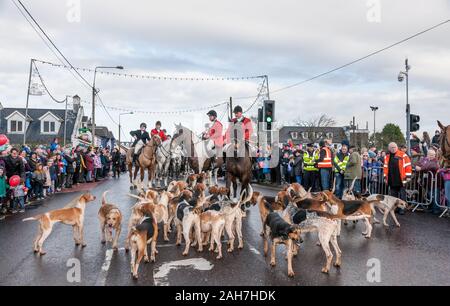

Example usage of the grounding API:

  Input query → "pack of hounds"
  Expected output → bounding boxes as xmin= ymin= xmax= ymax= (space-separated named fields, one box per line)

xmin=22 ymin=173 xmax=407 ymax=279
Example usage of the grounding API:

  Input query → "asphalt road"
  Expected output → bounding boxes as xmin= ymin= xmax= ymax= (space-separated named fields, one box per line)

xmin=1 ymin=175 xmax=449 ymax=286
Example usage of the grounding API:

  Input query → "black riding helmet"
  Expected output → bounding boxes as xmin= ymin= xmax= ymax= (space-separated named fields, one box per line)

xmin=207 ymin=110 xmax=217 ymax=117
xmin=233 ymin=105 xmax=243 ymax=113
xmin=140 ymin=122 xmax=147 ymax=129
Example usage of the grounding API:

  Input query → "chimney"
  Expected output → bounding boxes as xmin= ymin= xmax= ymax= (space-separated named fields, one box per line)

xmin=72 ymin=95 xmax=81 ymax=113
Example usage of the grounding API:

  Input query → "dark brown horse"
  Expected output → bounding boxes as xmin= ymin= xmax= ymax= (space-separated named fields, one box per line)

xmin=224 ymin=137 xmax=253 ymax=200
xmin=438 ymin=120 xmax=450 ymax=163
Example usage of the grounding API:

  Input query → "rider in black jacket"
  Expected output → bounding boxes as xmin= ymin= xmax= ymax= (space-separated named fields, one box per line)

xmin=130 ymin=123 xmax=150 ymax=162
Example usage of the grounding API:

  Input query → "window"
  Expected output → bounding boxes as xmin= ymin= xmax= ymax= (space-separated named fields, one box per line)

xmin=291 ymin=132 xmax=298 ymax=140
xmin=43 ymin=121 xmax=56 ymax=133
xmin=10 ymin=120 xmax=23 ymax=133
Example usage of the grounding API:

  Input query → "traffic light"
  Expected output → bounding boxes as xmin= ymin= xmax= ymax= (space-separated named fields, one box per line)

xmin=410 ymin=114 xmax=420 ymax=132
xmin=263 ymin=100 xmax=275 ymax=130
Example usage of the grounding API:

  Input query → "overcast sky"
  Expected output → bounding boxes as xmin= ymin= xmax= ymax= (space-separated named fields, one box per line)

xmin=1 ymin=0 xmax=449 ymax=142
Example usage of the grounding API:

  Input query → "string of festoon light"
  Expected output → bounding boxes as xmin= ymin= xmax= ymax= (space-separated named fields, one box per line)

xmin=33 ymin=59 xmax=264 ymax=116
xmin=78 ymin=98 xmax=229 ymax=115
xmin=34 ymin=59 xmax=266 ymax=82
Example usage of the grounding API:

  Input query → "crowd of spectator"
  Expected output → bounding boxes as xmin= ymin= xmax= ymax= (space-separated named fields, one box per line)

xmin=0 ymin=137 xmax=126 ymax=220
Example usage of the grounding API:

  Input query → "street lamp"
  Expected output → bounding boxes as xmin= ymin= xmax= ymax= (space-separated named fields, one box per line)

xmin=92 ymin=65 xmax=124 ymax=144
xmin=370 ymin=106 xmax=379 ymax=147
xmin=118 ymin=112 xmax=133 ymax=151
xmin=398 ymin=58 xmax=411 ymax=155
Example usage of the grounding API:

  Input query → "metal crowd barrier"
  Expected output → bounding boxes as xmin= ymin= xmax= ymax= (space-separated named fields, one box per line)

xmin=433 ymin=171 xmax=449 ymax=218
xmin=362 ymin=166 xmax=389 ymax=196
xmin=405 ymin=170 xmax=435 ymax=212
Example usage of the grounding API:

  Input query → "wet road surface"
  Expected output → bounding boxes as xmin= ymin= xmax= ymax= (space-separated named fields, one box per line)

xmin=1 ymin=175 xmax=449 ymax=286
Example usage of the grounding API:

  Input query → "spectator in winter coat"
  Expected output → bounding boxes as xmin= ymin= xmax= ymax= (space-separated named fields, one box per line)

xmin=12 ymin=179 xmax=27 ymax=213
xmin=431 ymin=130 xmax=440 ymax=146
xmin=47 ymin=159 xmax=57 ymax=194
xmin=111 ymin=148 xmax=121 ymax=178
xmin=291 ymin=150 xmax=303 ymax=184
xmin=94 ymin=151 xmax=102 ymax=181
xmin=64 ymin=152 xmax=75 ymax=188
xmin=84 ymin=150 xmax=94 ymax=182
xmin=1 ymin=148 xmax=25 ymax=180
xmin=50 ymin=138 xmax=60 ymax=153
xmin=0 ymin=166 xmax=8 ymax=220
xmin=344 ymin=145 xmax=362 ymax=194
xmin=384 ymin=142 xmax=412 ymax=215
xmin=32 ymin=163 xmax=46 ymax=200
xmin=415 ymin=149 xmax=439 ymax=174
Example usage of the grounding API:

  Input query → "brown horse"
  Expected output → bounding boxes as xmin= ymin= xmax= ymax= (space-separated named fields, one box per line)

xmin=126 ymin=135 xmax=161 ymax=190
xmin=224 ymin=138 xmax=253 ymax=200
xmin=438 ymin=120 xmax=450 ymax=163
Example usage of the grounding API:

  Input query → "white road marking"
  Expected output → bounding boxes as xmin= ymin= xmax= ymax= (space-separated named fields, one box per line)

xmin=153 ymin=258 xmax=214 ymax=286
xmin=247 ymin=244 xmax=261 ymax=255
xmin=95 ymin=247 xmax=124 ymax=286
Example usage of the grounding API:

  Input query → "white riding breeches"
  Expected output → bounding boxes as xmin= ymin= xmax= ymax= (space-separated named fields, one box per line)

xmin=134 ymin=140 xmax=144 ymax=154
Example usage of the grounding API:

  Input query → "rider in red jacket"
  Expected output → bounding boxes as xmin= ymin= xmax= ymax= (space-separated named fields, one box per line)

xmin=151 ymin=121 xmax=168 ymax=142
xmin=224 ymin=105 xmax=253 ymax=145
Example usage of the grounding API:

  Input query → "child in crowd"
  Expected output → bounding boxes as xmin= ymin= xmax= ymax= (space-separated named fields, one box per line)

xmin=12 ymin=179 xmax=27 ymax=213
xmin=32 ymin=163 xmax=46 ymax=200
xmin=48 ymin=159 xmax=57 ymax=194
xmin=0 ymin=167 xmax=8 ymax=220
xmin=44 ymin=162 xmax=52 ymax=196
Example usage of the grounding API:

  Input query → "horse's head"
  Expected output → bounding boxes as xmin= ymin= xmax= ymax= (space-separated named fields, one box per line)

xmin=438 ymin=120 xmax=450 ymax=157
xmin=150 ymin=134 xmax=162 ymax=146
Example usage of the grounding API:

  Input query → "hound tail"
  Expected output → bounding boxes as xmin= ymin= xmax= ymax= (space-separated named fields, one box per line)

xmin=22 ymin=214 xmax=43 ymax=222
xmin=102 ymin=190 xmax=110 ymax=205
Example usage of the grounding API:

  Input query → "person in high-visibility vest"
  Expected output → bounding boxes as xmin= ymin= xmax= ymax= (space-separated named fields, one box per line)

xmin=302 ymin=143 xmax=319 ymax=192
xmin=333 ymin=140 xmax=350 ymax=198
xmin=384 ymin=142 xmax=412 ymax=215
xmin=317 ymin=140 xmax=333 ymax=191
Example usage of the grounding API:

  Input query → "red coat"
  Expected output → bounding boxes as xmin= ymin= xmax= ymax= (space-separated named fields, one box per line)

xmin=151 ymin=129 xmax=167 ymax=142
xmin=224 ymin=117 xmax=253 ymax=144
xmin=207 ymin=120 xmax=223 ymax=147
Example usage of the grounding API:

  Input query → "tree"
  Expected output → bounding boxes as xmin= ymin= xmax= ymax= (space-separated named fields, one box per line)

xmin=378 ymin=123 xmax=405 ymax=149
xmin=293 ymin=114 xmax=336 ymax=128
xmin=290 ymin=114 xmax=337 ymax=143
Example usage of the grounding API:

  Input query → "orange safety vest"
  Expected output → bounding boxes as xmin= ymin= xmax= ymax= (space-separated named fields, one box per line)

xmin=318 ymin=147 xmax=332 ymax=168
xmin=383 ymin=151 xmax=412 ymax=184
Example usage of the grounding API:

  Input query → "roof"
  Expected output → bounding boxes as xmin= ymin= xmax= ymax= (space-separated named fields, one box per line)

xmin=0 ymin=107 xmax=78 ymax=145
xmin=95 ymin=126 xmax=115 ymax=139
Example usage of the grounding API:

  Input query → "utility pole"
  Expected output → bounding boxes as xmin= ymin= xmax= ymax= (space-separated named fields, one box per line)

xmin=398 ymin=58 xmax=411 ymax=155
xmin=370 ymin=106 xmax=379 ymax=147
xmin=92 ymin=65 xmax=124 ymax=146
xmin=63 ymin=95 xmax=69 ymax=147
xmin=229 ymin=97 xmax=233 ymax=121
xmin=23 ymin=59 xmax=34 ymax=145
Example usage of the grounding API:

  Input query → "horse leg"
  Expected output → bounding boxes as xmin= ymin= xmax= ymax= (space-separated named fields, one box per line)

xmin=213 ymin=168 xmax=219 ymax=186
xmin=128 ymin=163 xmax=134 ymax=190
xmin=232 ymin=179 xmax=238 ymax=200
